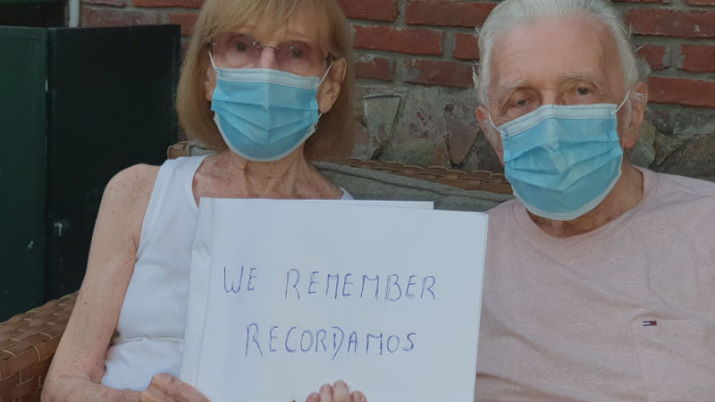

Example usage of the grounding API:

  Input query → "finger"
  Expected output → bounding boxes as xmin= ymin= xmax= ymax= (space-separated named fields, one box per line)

xmin=141 ymin=387 xmax=170 ymax=402
xmin=139 ymin=389 xmax=163 ymax=402
xmin=150 ymin=373 xmax=175 ymax=391
xmin=319 ymin=383 xmax=333 ymax=402
xmin=174 ymin=380 xmax=210 ymax=402
xmin=332 ymin=380 xmax=350 ymax=402
xmin=163 ymin=375 xmax=210 ymax=402
xmin=350 ymin=391 xmax=367 ymax=402
xmin=149 ymin=373 xmax=209 ymax=402
xmin=141 ymin=374 xmax=174 ymax=401
xmin=305 ymin=393 xmax=320 ymax=402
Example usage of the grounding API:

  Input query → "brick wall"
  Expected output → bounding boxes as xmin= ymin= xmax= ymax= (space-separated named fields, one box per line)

xmin=81 ymin=0 xmax=715 ymax=180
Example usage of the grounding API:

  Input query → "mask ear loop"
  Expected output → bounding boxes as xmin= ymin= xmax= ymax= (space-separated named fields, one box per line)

xmin=613 ymin=90 xmax=631 ymax=115
xmin=207 ymin=40 xmax=220 ymax=70
xmin=315 ymin=63 xmax=336 ymax=120
xmin=208 ymin=50 xmax=218 ymax=70
xmin=612 ymin=90 xmax=632 ymax=151
xmin=317 ymin=63 xmax=334 ymax=87
xmin=486 ymin=112 xmax=505 ymax=138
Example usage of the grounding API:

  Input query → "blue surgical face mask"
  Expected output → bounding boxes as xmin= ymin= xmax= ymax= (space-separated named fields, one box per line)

xmin=209 ymin=53 xmax=331 ymax=162
xmin=490 ymin=94 xmax=629 ymax=221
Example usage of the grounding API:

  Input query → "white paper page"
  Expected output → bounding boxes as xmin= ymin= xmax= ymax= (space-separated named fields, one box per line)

xmin=182 ymin=199 xmax=487 ymax=402
xmin=181 ymin=199 xmax=432 ymax=385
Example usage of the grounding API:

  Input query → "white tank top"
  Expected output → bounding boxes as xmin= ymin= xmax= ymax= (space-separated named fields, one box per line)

xmin=102 ymin=155 xmax=352 ymax=391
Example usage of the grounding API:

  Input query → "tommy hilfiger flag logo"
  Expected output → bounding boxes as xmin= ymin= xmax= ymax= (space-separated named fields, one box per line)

xmin=642 ymin=320 xmax=658 ymax=327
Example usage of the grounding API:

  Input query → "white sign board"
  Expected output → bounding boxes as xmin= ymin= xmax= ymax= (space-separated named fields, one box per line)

xmin=181 ymin=199 xmax=488 ymax=402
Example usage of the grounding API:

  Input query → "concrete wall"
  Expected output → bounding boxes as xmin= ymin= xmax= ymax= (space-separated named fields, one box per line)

xmin=81 ymin=0 xmax=715 ymax=180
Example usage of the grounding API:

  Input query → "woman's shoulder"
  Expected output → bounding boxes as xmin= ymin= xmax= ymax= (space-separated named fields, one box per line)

xmin=106 ymin=164 xmax=161 ymax=202
xmin=100 ymin=164 xmax=161 ymax=232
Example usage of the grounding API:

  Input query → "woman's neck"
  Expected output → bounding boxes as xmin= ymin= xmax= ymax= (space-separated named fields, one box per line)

xmin=195 ymin=148 xmax=342 ymax=200
xmin=530 ymin=161 xmax=644 ymax=238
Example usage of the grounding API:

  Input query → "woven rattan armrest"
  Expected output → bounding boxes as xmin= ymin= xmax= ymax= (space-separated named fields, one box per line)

xmin=167 ymin=141 xmax=513 ymax=195
xmin=0 ymin=292 xmax=77 ymax=402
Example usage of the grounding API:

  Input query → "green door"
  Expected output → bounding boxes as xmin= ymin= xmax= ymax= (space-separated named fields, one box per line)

xmin=0 ymin=27 xmax=48 ymax=321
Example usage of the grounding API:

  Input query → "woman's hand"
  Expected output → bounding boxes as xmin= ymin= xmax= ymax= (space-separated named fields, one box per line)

xmin=139 ymin=374 xmax=210 ymax=402
xmin=305 ymin=381 xmax=367 ymax=402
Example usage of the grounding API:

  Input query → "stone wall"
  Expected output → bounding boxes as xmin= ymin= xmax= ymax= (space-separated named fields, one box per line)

xmin=81 ymin=0 xmax=715 ymax=180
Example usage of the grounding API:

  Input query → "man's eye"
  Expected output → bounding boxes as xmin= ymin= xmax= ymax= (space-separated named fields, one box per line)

xmin=290 ymin=46 xmax=304 ymax=59
xmin=514 ymin=98 xmax=528 ymax=107
xmin=577 ymin=87 xmax=591 ymax=96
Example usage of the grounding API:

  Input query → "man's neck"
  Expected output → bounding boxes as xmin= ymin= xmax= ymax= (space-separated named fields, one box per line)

xmin=529 ymin=162 xmax=645 ymax=238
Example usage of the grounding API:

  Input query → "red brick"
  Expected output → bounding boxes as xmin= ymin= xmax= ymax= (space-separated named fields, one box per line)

xmin=406 ymin=1 xmax=497 ymax=27
xmin=454 ymin=33 xmax=478 ymax=60
xmin=169 ymin=12 xmax=198 ymax=36
xmin=680 ymin=44 xmax=715 ymax=72
xmin=647 ymin=76 xmax=715 ymax=108
xmin=403 ymin=59 xmax=473 ymax=88
xmin=354 ymin=26 xmax=443 ymax=55
xmin=355 ymin=56 xmax=394 ymax=81
xmin=133 ymin=0 xmax=203 ymax=7
xmin=637 ymin=44 xmax=668 ymax=70
xmin=81 ymin=7 xmax=163 ymax=27
xmin=338 ymin=0 xmax=398 ymax=22
xmin=684 ymin=0 xmax=715 ymax=5
xmin=82 ymin=0 xmax=127 ymax=7
xmin=626 ymin=9 xmax=715 ymax=38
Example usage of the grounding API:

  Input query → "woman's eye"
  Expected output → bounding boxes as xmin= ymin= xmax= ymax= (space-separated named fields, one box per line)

xmin=576 ymin=87 xmax=591 ymax=96
xmin=514 ymin=98 xmax=528 ymax=107
xmin=234 ymin=42 xmax=248 ymax=52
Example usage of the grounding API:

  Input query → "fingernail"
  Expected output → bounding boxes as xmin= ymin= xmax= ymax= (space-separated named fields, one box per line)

xmin=307 ymin=393 xmax=319 ymax=402
xmin=334 ymin=380 xmax=347 ymax=389
xmin=320 ymin=384 xmax=332 ymax=393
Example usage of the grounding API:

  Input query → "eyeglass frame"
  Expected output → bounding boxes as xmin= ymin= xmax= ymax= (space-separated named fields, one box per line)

xmin=206 ymin=34 xmax=335 ymax=74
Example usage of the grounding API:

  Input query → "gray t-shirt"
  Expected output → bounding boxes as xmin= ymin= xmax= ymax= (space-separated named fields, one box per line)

xmin=476 ymin=168 xmax=715 ymax=401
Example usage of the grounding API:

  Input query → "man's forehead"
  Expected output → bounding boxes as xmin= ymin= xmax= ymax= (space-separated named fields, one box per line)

xmin=489 ymin=15 xmax=619 ymax=88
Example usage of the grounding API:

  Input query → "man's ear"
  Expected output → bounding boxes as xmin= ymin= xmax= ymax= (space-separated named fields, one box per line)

xmin=475 ymin=105 xmax=504 ymax=165
xmin=318 ymin=58 xmax=347 ymax=114
xmin=205 ymin=66 xmax=216 ymax=102
xmin=621 ymin=81 xmax=648 ymax=151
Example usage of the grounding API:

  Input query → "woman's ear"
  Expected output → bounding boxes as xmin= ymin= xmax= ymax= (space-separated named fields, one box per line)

xmin=317 ymin=58 xmax=347 ymax=114
xmin=621 ymin=82 xmax=648 ymax=151
xmin=205 ymin=65 xmax=217 ymax=102
xmin=475 ymin=106 xmax=505 ymax=165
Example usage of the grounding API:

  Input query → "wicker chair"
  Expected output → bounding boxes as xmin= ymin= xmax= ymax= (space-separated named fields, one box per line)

xmin=0 ymin=142 xmax=511 ymax=401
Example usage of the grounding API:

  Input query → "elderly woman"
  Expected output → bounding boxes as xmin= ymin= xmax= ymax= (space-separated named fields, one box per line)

xmin=42 ymin=0 xmax=366 ymax=401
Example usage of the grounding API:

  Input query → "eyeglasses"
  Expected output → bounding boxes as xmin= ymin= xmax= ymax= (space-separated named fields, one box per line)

xmin=209 ymin=32 xmax=331 ymax=76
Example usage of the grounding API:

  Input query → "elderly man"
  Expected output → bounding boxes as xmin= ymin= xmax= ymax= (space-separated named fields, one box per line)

xmin=472 ymin=0 xmax=715 ymax=400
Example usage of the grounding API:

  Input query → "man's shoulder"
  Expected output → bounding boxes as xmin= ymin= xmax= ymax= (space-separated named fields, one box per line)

xmin=649 ymin=170 xmax=715 ymax=204
xmin=486 ymin=198 xmax=520 ymax=218
xmin=641 ymin=170 xmax=715 ymax=223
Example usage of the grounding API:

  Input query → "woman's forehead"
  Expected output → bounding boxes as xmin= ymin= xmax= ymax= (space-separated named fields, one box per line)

xmin=215 ymin=9 xmax=326 ymax=45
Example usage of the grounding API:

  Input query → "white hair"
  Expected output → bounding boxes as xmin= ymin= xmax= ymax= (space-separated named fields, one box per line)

xmin=474 ymin=0 xmax=647 ymax=106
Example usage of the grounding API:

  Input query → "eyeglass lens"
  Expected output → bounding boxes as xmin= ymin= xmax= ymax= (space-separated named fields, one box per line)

xmin=211 ymin=33 xmax=327 ymax=75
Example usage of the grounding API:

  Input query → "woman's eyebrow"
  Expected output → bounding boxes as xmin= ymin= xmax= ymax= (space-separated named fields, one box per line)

xmin=283 ymin=30 xmax=318 ymax=43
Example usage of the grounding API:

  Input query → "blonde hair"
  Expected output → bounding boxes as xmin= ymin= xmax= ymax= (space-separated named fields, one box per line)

xmin=176 ymin=0 xmax=355 ymax=160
